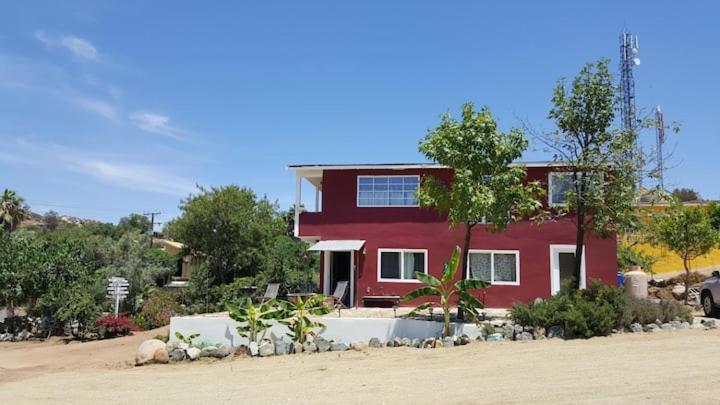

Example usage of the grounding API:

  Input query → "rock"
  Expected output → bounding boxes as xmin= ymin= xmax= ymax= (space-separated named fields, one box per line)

xmin=186 ymin=347 xmax=201 ymax=360
xmin=458 ymin=335 xmax=471 ymax=345
xmin=513 ymin=324 xmax=524 ymax=336
xmin=385 ymin=340 xmax=395 ymax=348
xmin=486 ymin=333 xmax=504 ymax=342
xmin=442 ymin=336 xmax=454 ymax=348
xmin=153 ymin=348 xmax=170 ymax=364
xmin=200 ymin=346 xmax=217 ymax=357
xmin=678 ymin=322 xmax=690 ymax=329
xmin=350 ymin=342 xmax=368 ymax=351
xmin=533 ymin=297 xmax=545 ymax=304
xmin=400 ymin=337 xmax=412 ymax=347
xmin=274 ymin=339 xmax=288 ymax=355
xmin=660 ymin=323 xmax=673 ymax=331
xmin=702 ymin=319 xmax=717 ymax=329
xmin=290 ymin=342 xmax=303 ymax=354
xmin=532 ymin=327 xmax=546 ymax=340
xmin=411 ymin=338 xmax=421 ymax=348
xmin=249 ymin=342 xmax=259 ymax=356
xmin=368 ymin=337 xmax=382 ymax=348
xmin=16 ymin=330 xmax=31 ymax=341
xmin=669 ymin=320 xmax=682 ymax=329
xmin=203 ymin=344 xmax=231 ymax=358
xmin=422 ymin=337 xmax=436 ymax=348
xmin=502 ymin=325 xmax=514 ymax=340
xmin=330 ymin=342 xmax=349 ymax=351
xmin=630 ymin=323 xmax=643 ymax=333
xmin=303 ymin=341 xmax=317 ymax=353
xmin=671 ymin=284 xmax=686 ymax=299
xmin=169 ymin=348 xmax=186 ymax=361
xmin=392 ymin=337 xmax=402 ymax=347
xmin=0 ymin=333 xmax=12 ymax=342
xmin=547 ymin=325 xmax=564 ymax=339
xmin=644 ymin=324 xmax=660 ymax=333
xmin=234 ymin=345 xmax=248 ymax=357
xmin=259 ymin=341 xmax=275 ymax=357
xmin=135 ymin=339 xmax=169 ymax=366
xmin=315 ymin=336 xmax=331 ymax=352
xmin=166 ymin=341 xmax=189 ymax=352
xmin=516 ymin=332 xmax=533 ymax=341
xmin=690 ymin=323 xmax=704 ymax=330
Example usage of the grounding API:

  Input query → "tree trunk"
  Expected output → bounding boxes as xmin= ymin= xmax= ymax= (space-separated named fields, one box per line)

xmin=683 ymin=258 xmax=690 ymax=305
xmin=7 ymin=300 xmax=15 ymax=335
xmin=443 ymin=306 xmax=450 ymax=338
xmin=457 ymin=223 xmax=475 ymax=321
xmin=572 ymin=204 xmax=585 ymax=292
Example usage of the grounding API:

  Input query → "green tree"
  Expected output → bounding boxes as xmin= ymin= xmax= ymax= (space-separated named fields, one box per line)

xmin=257 ymin=235 xmax=318 ymax=293
xmin=538 ymin=59 xmax=640 ymax=289
xmin=117 ymin=213 xmax=152 ymax=235
xmin=165 ymin=185 xmax=284 ymax=285
xmin=707 ymin=201 xmax=720 ymax=231
xmin=671 ymin=188 xmax=701 ymax=202
xmin=418 ymin=102 xmax=543 ymax=313
xmin=654 ymin=199 xmax=720 ymax=304
xmin=0 ymin=233 xmax=38 ymax=333
xmin=0 ymin=189 xmax=30 ymax=232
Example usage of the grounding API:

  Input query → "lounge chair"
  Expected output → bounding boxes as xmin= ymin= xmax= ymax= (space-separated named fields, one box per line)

xmin=331 ymin=281 xmax=349 ymax=308
xmin=255 ymin=283 xmax=280 ymax=303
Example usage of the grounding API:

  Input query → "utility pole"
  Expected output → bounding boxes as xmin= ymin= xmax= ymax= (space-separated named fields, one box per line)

xmin=143 ymin=211 xmax=161 ymax=246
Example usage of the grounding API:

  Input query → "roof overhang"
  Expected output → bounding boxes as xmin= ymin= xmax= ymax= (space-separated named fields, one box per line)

xmin=287 ymin=161 xmax=563 ymax=172
xmin=308 ymin=240 xmax=366 ymax=251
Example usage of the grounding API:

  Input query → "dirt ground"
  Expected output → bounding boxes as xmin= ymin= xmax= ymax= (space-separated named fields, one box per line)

xmin=2 ymin=327 xmax=720 ymax=404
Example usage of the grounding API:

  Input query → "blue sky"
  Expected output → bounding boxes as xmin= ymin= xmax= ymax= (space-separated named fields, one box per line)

xmin=1 ymin=1 xmax=718 ymax=224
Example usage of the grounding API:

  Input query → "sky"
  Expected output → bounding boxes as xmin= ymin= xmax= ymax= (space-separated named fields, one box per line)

xmin=1 ymin=1 xmax=718 ymax=225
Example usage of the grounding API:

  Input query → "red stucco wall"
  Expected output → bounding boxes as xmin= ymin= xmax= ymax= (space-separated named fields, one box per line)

xmin=299 ymin=167 xmax=617 ymax=308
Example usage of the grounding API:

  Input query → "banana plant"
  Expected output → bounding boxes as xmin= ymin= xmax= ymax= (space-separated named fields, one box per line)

xmin=401 ymin=246 xmax=489 ymax=337
xmin=227 ymin=297 xmax=284 ymax=343
xmin=278 ymin=294 xmax=331 ymax=344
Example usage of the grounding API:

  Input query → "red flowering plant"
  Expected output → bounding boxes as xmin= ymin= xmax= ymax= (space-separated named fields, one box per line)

xmin=94 ymin=315 xmax=143 ymax=338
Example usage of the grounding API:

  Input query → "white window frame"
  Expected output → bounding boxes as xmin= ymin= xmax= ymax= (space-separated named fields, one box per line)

xmin=466 ymin=249 xmax=520 ymax=286
xmin=357 ymin=175 xmax=420 ymax=208
xmin=377 ymin=248 xmax=428 ymax=283
xmin=548 ymin=172 xmax=575 ymax=207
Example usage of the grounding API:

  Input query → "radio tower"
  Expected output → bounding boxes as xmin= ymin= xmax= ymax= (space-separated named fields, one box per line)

xmin=655 ymin=105 xmax=666 ymax=190
xmin=619 ymin=32 xmax=640 ymax=135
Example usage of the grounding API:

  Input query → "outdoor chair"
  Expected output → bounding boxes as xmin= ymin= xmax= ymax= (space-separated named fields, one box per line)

xmin=255 ymin=283 xmax=280 ymax=303
xmin=331 ymin=281 xmax=349 ymax=308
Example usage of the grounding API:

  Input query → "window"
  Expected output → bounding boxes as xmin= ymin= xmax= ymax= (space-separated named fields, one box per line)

xmin=467 ymin=250 xmax=519 ymax=285
xmin=548 ymin=172 xmax=575 ymax=206
xmin=378 ymin=249 xmax=427 ymax=282
xmin=358 ymin=176 xmax=419 ymax=207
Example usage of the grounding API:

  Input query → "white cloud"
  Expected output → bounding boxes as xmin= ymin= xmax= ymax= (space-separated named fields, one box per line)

xmin=71 ymin=97 xmax=117 ymax=120
xmin=1 ymin=139 xmax=196 ymax=196
xmin=35 ymin=31 xmax=99 ymax=62
xmin=130 ymin=112 xmax=191 ymax=140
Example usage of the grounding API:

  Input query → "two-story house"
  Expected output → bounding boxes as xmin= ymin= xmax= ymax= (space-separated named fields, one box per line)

xmin=289 ymin=163 xmax=616 ymax=308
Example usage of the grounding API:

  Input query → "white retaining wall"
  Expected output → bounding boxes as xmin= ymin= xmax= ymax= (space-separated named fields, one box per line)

xmin=169 ymin=315 xmax=482 ymax=347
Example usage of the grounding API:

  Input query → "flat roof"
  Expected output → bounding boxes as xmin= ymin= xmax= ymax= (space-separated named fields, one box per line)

xmin=287 ymin=161 xmax=562 ymax=171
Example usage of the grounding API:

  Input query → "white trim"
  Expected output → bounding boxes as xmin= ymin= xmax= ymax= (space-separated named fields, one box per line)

xmin=377 ymin=248 xmax=428 ymax=283
xmin=287 ymin=161 xmax=565 ymax=171
xmin=357 ymin=175 xmax=420 ymax=208
xmin=466 ymin=249 xmax=521 ymax=286
xmin=294 ymin=172 xmax=302 ymax=237
xmin=548 ymin=171 xmax=573 ymax=207
xmin=323 ymin=251 xmax=330 ymax=296
xmin=549 ymin=244 xmax=586 ymax=294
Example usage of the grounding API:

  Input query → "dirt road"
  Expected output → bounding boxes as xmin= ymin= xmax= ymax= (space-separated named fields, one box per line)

xmin=1 ymin=327 xmax=719 ymax=404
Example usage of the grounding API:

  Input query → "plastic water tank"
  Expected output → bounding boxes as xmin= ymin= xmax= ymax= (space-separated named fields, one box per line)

xmin=623 ymin=265 xmax=648 ymax=299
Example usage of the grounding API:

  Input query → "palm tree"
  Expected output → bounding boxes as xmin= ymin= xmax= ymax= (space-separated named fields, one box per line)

xmin=0 ymin=189 xmax=29 ymax=232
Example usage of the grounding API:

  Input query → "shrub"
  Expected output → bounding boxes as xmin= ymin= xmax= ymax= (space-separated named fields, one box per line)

xmin=621 ymin=298 xmax=693 ymax=327
xmin=94 ymin=315 xmax=142 ymax=338
xmin=133 ymin=290 xmax=179 ymax=330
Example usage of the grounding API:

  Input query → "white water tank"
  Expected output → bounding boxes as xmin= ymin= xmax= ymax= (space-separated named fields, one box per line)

xmin=624 ymin=265 xmax=648 ymax=299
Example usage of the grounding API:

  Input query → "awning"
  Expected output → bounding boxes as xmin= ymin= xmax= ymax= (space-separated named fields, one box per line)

xmin=308 ymin=240 xmax=366 ymax=251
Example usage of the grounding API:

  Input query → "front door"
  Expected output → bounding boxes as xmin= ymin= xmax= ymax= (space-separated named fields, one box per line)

xmin=550 ymin=245 xmax=586 ymax=294
xmin=330 ymin=251 xmax=351 ymax=307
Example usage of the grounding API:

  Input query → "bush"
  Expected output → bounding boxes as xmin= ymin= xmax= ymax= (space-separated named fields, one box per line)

xmin=94 ymin=315 xmax=142 ymax=338
xmin=133 ymin=290 xmax=179 ymax=330
xmin=621 ymin=298 xmax=692 ymax=326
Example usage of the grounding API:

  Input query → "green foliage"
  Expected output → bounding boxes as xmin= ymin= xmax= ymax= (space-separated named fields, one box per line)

xmin=228 ymin=298 xmax=285 ymax=343
xmin=134 ymin=290 xmax=179 ymax=330
xmin=671 ymin=188 xmax=701 ymax=202
xmin=621 ymin=298 xmax=693 ymax=326
xmin=117 ymin=213 xmax=152 ymax=234
xmin=401 ymin=246 xmax=489 ymax=337
xmin=0 ymin=189 xmax=29 ymax=232
xmin=617 ymin=245 xmax=656 ymax=274
xmin=165 ymin=185 xmax=285 ymax=285
xmin=257 ymin=235 xmax=318 ymax=293
xmin=175 ymin=331 xmax=201 ymax=345
xmin=540 ymin=59 xmax=642 ymax=289
xmin=278 ymin=294 xmax=331 ymax=344
xmin=707 ymin=201 xmax=720 ymax=231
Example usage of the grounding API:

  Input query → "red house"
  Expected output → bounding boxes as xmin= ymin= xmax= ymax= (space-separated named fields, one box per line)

xmin=289 ymin=163 xmax=617 ymax=308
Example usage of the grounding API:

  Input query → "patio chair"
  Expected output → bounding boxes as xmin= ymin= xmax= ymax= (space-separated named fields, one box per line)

xmin=255 ymin=283 xmax=280 ymax=303
xmin=331 ymin=281 xmax=349 ymax=308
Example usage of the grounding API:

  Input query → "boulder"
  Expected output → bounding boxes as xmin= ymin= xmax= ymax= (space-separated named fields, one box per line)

xmin=16 ymin=330 xmax=31 ymax=341
xmin=671 ymin=284 xmax=686 ymax=299
xmin=678 ymin=322 xmax=690 ymax=329
xmin=315 ymin=336 xmax=331 ymax=352
xmin=630 ymin=323 xmax=643 ymax=333
xmin=330 ymin=342 xmax=349 ymax=352
xmin=702 ymin=319 xmax=717 ymax=329
xmin=442 ymin=336 xmax=454 ymax=348
xmin=531 ymin=327 xmax=546 ymax=340
xmin=201 ymin=344 xmax=231 ymax=359
xmin=350 ymin=342 xmax=368 ymax=351
xmin=393 ymin=337 xmax=403 ymax=347
xmin=259 ymin=341 xmax=275 ymax=357
xmin=513 ymin=324 xmax=524 ymax=336
xmin=485 ymin=333 xmax=504 ymax=342
xmin=502 ymin=325 xmax=514 ymax=340
xmin=547 ymin=325 xmax=564 ymax=339
xmin=385 ymin=340 xmax=395 ymax=348
xmin=249 ymin=342 xmax=259 ymax=356
xmin=660 ymin=323 xmax=673 ymax=331
xmin=169 ymin=348 xmax=186 ymax=361
xmin=411 ymin=338 xmax=421 ymax=348
xmin=274 ymin=339 xmax=288 ymax=355
xmin=303 ymin=341 xmax=317 ymax=353
xmin=516 ymin=332 xmax=533 ymax=341
xmin=422 ymin=337 xmax=436 ymax=348
xmin=458 ymin=335 xmax=471 ymax=345
xmin=166 ymin=341 xmax=189 ymax=352
xmin=690 ymin=323 xmax=704 ymax=330
xmin=644 ymin=324 xmax=660 ymax=333
xmin=669 ymin=320 xmax=682 ymax=329
xmin=368 ymin=337 xmax=382 ymax=348
xmin=290 ymin=342 xmax=303 ymax=354
xmin=135 ymin=339 xmax=169 ymax=366
xmin=186 ymin=347 xmax=201 ymax=360
xmin=400 ymin=337 xmax=412 ymax=347
xmin=234 ymin=345 xmax=249 ymax=357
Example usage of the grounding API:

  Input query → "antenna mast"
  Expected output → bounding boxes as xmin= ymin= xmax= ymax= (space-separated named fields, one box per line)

xmin=619 ymin=32 xmax=640 ymax=135
xmin=655 ymin=105 xmax=666 ymax=190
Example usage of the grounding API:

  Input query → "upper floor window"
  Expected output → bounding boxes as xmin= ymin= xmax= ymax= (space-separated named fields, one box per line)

xmin=548 ymin=172 xmax=575 ymax=207
xmin=357 ymin=176 xmax=419 ymax=207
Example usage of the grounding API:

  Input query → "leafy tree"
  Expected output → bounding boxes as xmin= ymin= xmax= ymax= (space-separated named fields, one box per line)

xmin=401 ymin=246 xmax=489 ymax=337
xmin=43 ymin=210 xmax=62 ymax=231
xmin=654 ymin=199 xmax=720 ymax=304
xmin=117 ymin=213 xmax=152 ymax=235
xmin=0 ymin=233 xmax=38 ymax=333
xmin=1 ymin=189 xmax=30 ymax=232
xmin=258 ymin=235 xmax=318 ymax=293
xmin=671 ymin=188 xmax=701 ymax=202
xmin=165 ymin=185 xmax=284 ymax=285
xmin=706 ymin=201 xmax=720 ymax=231
xmin=418 ymin=102 xmax=543 ymax=309
xmin=537 ymin=59 xmax=640 ymax=289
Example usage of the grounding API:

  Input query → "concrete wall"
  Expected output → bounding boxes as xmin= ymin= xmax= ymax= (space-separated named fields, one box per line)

xmin=169 ymin=315 xmax=481 ymax=347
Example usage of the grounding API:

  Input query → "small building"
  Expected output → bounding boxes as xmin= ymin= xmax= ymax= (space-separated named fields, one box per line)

xmin=289 ymin=163 xmax=617 ymax=308
xmin=154 ymin=238 xmax=198 ymax=288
